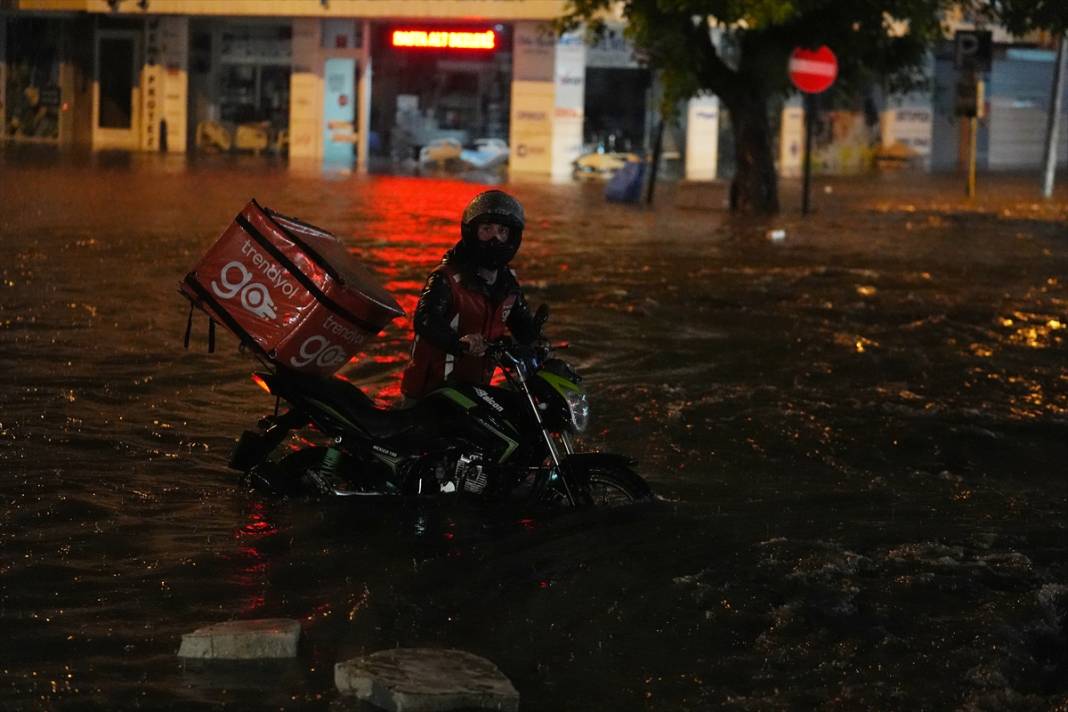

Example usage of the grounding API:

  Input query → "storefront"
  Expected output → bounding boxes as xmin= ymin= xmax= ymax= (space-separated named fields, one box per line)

xmin=583 ymin=26 xmax=650 ymax=154
xmin=2 ymin=15 xmax=64 ymax=142
xmin=370 ymin=23 xmax=513 ymax=171
xmin=188 ymin=19 xmax=292 ymax=155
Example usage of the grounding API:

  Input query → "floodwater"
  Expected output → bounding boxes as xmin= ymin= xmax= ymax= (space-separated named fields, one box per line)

xmin=1 ymin=147 xmax=1066 ymax=710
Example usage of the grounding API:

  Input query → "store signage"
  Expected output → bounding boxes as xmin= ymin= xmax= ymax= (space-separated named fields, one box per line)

xmin=391 ymin=29 xmax=495 ymax=51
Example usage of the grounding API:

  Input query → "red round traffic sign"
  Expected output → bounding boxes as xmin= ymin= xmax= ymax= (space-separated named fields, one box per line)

xmin=789 ymin=45 xmax=838 ymax=94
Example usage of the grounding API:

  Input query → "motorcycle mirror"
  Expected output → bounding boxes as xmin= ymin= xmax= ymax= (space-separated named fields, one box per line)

xmin=534 ymin=303 xmax=550 ymax=329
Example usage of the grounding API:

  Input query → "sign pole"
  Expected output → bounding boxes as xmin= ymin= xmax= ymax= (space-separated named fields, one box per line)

xmin=1042 ymin=34 xmax=1067 ymax=199
xmin=802 ymin=93 xmax=815 ymax=216
xmin=968 ymin=114 xmax=977 ymax=198
xmin=788 ymin=45 xmax=838 ymax=217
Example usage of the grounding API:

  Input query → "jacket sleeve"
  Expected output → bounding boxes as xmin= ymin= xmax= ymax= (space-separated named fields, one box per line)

xmin=412 ymin=271 xmax=465 ymax=356
xmin=506 ymin=286 xmax=541 ymax=345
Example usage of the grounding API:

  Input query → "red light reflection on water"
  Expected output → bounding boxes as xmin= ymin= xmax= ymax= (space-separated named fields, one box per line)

xmin=230 ymin=502 xmax=279 ymax=614
xmin=340 ymin=177 xmax=503 ymax=404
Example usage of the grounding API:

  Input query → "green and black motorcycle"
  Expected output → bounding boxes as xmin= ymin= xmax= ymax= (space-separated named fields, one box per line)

xmin=229 ymin=306 xmax=652 ymax=508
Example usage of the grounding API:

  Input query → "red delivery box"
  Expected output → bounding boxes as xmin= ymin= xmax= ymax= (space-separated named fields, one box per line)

xmin=181 ymin=199 xmax=404 ymax=376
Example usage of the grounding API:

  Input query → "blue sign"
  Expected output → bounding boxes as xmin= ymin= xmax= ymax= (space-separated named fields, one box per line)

xmin=323 ymin=58 xmax=356 ymax=165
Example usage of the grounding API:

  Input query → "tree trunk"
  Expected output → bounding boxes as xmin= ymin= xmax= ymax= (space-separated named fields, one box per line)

xmin=727 ymin=90 xmax=780 ymax=215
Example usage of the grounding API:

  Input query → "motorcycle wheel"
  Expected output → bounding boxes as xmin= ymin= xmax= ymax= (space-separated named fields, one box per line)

xmin=584 ymin=464 xmax=654 ymax=506
xmin=533 ymin=463 xmax=653 ymax=508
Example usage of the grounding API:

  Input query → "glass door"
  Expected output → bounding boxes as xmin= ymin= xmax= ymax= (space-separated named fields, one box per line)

xmin=94 ymin=30 xmax=140 ymax=149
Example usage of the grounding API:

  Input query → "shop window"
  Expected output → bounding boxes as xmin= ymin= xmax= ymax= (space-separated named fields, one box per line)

xmin=4 ymin=18 xmax=62 ymax=141
xmin=190 ymin=21 xmax=292 ymax=154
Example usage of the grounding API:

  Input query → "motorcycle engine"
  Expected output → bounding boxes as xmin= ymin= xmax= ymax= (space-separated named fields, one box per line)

xmin=455 ymin=454 xmax=488 ymax=494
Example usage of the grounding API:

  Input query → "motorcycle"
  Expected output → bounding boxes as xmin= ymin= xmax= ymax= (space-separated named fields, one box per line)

xmin=228 ymin=306 xmax=653 ymax=509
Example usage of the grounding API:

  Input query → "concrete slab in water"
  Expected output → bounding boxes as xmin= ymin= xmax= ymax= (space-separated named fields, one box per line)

xmin=335 ymin=648 xmax=519 ymax=711
xmin=177 ymin=618 xmax=301 ymax=659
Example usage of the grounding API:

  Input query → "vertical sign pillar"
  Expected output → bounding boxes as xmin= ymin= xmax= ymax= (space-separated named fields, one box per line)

xmin=685 ymin=95 xmax=720 ymax=181
xmin=141 ymin=18 xmax=163 ymax=151
xmin=551 ymin=32 xmax=585 ymax=179
xmin=323 ymin=57 xmax=356 ymax=164
xmin=357 ymin=19 xmax=371 ymax=174
xmin=160 ymin=16 xmax=188 ymax=153
xmin=511 ymin=22 xmax=556 ymax=175
xmin=511 ymin=23 xmax=586 ymax=177
xmin=289 ymin=19 xmax=323 ymax=161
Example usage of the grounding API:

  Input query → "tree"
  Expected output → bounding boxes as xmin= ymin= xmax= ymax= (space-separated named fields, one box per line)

xmin=984 ymin=0 xmax=1068 ymax=35
xmin=558 ymin=1 xmax=951 ymax=215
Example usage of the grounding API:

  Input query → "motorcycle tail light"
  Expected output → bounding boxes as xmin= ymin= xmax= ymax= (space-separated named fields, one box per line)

xmin=251 ymin=373 xmax=273 ymax=395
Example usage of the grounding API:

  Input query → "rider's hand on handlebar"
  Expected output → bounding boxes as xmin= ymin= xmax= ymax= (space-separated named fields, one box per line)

xmin=460 ymin=333 xmax=487 ymax=357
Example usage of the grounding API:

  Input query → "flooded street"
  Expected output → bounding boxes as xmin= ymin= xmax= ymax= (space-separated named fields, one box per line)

xmin=1 ymin=148 xmax=1066 ymax=710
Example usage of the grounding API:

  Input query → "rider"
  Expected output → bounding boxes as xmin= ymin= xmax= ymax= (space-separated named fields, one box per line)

xmin=400 ymin=190 xmax=541 ymax=400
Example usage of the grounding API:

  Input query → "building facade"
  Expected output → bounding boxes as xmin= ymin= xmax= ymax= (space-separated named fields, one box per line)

xmin=1 ymin=0 xmax=691 ymax=178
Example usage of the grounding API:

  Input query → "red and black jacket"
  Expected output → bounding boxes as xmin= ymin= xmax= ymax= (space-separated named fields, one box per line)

xmin=401 ymin=245 xmax=538 ymax=399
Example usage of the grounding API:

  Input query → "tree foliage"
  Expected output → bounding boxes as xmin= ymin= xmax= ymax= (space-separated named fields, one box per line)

xmin=558 ymin=0 xmax=953 ymax=117
xmin=982 ymin=0 xmax=1068 ymax=36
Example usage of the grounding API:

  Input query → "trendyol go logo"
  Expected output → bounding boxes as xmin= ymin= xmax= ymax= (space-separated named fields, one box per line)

xmin=211 ymin=261 xmax=278 ymax=321
xmin=289 ymin=335 xmax=348 ymax=370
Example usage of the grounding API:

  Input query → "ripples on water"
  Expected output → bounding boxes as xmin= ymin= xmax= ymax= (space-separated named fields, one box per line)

xmin=1 ymin=150 xmax=1066 ymax=709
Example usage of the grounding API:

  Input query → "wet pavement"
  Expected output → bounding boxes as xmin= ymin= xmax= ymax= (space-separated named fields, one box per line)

xmin=1 ymin=146 xmax=1066 ymax=710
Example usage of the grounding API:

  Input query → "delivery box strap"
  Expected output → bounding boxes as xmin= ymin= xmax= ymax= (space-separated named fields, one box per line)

xmin=182 ymin=272 xmax=269 ymax=359
xmin=252 ymin=198 xmax=343 ymax=285
xmin=235 ymin=213 xmax=380 ymax=335
xmin=183 ymin=300 xmax=216 ymax=353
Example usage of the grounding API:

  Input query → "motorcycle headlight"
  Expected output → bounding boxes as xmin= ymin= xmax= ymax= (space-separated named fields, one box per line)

xmin=563 ymin=389 xmax=590 ymax=433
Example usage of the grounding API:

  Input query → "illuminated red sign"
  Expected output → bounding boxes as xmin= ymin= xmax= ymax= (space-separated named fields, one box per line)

xmin=391 ymin=29 xmax=496 ymax=50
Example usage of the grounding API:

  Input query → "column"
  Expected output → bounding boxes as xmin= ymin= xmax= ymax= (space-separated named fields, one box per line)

xmin=289 ymin=18 xmax=323 ymax=161
xmin=510 ymin=23 xmax=586 ymax=177
xmin=142 ymin=18 xmax=163 ymax=150
xmin=160 ymin=16 xmax=189 ymax=153
xmin=357 ymin=19 xmax=371 ymax=173
xmin=551 ymin=32 xmax=585 ymax=179
xmin=685 ymin=94 xmax=719 ymax=180
xmin=779 ymin=99 xmax=804 ymax=178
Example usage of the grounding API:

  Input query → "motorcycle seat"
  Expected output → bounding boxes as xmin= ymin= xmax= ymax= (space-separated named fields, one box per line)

xmin=289 ymin=374 xmax=430 ymax=439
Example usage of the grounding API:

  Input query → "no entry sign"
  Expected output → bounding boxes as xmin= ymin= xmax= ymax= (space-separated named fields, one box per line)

xmin=789 ymin=46 xmax=838 ymax=94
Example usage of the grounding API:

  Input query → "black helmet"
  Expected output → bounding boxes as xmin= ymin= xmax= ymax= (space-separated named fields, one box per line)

xmin=460 ymin=190 xmax=525 ymax=269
